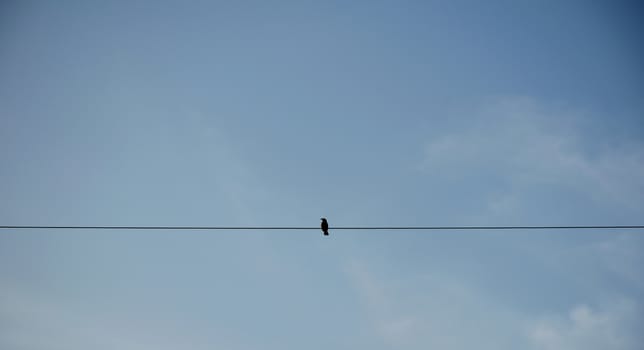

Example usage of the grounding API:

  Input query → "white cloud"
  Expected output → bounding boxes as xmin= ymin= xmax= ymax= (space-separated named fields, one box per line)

xmin=528 ymin=301 xmax=642 ymax=350
xmin=345 ymin=260 xmax=527 ymax=349
xmin=577 ymin=233 xmax=644 ymax=290
xmin=346 ymin=259 xmax=644 ymax=350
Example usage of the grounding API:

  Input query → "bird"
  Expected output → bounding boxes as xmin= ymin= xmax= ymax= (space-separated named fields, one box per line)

xmin=320 ymin=218 xmax=329 ymax=236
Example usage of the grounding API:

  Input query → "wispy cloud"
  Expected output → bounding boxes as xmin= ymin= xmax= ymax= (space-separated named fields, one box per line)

xmin=423 ymin=96 xmax=644 ymax=221
xmin=346 ymin=259 xmax=643 ymax=350
xmin=528 ymin=301 xmax=642 ymax=350
xmin=345 ymin=260 xmax=527 ymax=349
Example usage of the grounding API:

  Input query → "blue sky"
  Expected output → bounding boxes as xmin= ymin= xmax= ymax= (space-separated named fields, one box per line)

xmin=1 ymin=1 xmax=643 ymax=349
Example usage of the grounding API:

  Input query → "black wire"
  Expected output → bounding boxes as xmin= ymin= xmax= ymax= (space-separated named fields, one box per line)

xmin=1 ymin=225 xmax=643 ymax=230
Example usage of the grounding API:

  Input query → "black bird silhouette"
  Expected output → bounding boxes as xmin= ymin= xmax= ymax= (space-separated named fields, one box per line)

xmin=320 ymin=218 xmax=329 ymax=236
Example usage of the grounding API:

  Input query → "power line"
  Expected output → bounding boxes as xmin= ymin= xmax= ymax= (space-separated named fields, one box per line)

xmin=1 ymin=225 xmax=643 ymax=231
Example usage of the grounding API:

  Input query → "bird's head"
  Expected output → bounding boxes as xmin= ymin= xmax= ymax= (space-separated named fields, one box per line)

xmin=320 ymin=218 xmax=327 ymax=221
